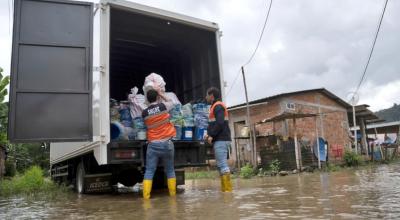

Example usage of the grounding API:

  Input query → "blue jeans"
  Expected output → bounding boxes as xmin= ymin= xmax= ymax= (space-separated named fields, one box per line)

xmin=144 ymin=140 xmax=176 ymax=180
xmin=214 ymin=141 xmax=231 ymax=175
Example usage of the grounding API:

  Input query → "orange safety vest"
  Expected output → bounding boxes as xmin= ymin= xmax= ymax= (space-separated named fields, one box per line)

xmin=209 ymin=101 xmax=229 ymax=122
xmin=143 ymin=103 xmax=176 ymax=142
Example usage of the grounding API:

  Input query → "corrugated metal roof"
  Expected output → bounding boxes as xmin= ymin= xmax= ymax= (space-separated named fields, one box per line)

xmin=258 ymin=112 xmax=317 ymax=124
xmin=228 ymin=88 xmax=351 ymax=110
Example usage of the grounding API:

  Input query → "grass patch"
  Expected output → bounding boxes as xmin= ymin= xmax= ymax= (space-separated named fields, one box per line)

xmin=0 ymin=166 xmax=71 ymax=198
xmin=269 ymin=159 xmax=281 ymax=174
xmin=185 ymin=170 xmax=219 ymax=179
xmin=185 ymin=170 xmax=241 ymax=180
xmin=325 ymin=163 xmax=342 ymax=172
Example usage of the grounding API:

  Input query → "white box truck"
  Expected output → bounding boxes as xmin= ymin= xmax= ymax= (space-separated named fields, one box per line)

xmin=8 ymin=0 xmax=224 ymax=193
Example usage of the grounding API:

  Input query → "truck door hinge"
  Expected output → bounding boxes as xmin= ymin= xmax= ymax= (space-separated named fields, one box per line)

xmin=100 ymin=134 xmax=107 ymax=143
xmin=94 ymin=66 xmax=105 ymax=74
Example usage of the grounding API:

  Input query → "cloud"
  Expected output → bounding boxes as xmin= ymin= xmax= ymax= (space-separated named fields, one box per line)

xmin=220 ymin=0 xmax=400 ymax=110
xmin=0 ymin=0 xmax=13 ymax=76
xmin=358 ymin=79 xmax=400 ymax=111
xmin=0 ymin=0 xmax=398 ymax=111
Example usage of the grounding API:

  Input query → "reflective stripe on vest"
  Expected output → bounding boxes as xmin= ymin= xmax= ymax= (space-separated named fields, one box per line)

xmin=144 ymin=104 xmax=176 ymax=141
xmin=209 ymin=101 xmax=229 ymax=122
xmin=146 ymin=118 xmax=170 ymax=129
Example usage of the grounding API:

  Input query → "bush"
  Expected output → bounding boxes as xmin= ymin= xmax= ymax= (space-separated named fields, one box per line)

xmin=240 ymin=164 xmax=255 ymax=179
xmin=344 ymin=150 xmax=362 ymax=167
xmin=269 ymin=159 xmax=281 ymax=173
xmin=16 ymin=166 xmax=45 ymax=192
xmin=0 ymin=166 xmax=69 ymax=197
xmin=5 ymin=159 xmax=16 ymax=177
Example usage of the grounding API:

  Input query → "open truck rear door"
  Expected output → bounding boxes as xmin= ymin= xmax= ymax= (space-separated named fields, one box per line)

xmin=8 ymin=0 xmax=93 ymax=142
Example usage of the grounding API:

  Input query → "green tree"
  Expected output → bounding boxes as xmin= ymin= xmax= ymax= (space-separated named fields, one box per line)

xmin=0 ymin=67 xmax=11 ymax=176
xmin=0 ymin=67 xmax=49 ymax=176
xmin=0 ymin=67 xmax=10 ymax=145
xmin=7 ymin=143 xmax=49 ymax=174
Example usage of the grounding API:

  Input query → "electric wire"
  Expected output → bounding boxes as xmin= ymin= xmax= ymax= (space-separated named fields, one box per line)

xmin=353 ymin=0 xmax=389 ymax=99
xmin=226 ymin=0 xmax=273 ymax=98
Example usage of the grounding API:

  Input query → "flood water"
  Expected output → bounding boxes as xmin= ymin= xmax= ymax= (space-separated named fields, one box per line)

xmin=2 ymin=163 xmax=400 ymax=219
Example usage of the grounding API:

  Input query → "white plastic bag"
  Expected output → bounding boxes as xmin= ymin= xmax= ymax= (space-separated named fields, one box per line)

xmin=164 ymin=92 xmax=181 ymax=105
xmin=143 ymin=73 xmax=166 ymax=96
xmin=128 ymin=87 xmax=147 ymax=119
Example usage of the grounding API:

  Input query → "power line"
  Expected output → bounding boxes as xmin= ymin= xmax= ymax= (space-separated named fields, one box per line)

xmin=226 ymin=0 xmax=273 ymax=98
xmin=354 ymin=0 xmax=389 ymax=96
xmin=243 ymin=0 xmax=273 ymax=67
xmin=225 ymin=69 xmax=241 ymax=98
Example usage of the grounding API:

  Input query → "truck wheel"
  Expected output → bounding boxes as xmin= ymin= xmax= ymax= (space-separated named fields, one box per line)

xmin=76 ymin=162 xmax=86 ymax=194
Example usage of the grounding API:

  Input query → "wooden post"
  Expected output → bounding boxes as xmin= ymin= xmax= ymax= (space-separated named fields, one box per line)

xmin=235 ymin=139 xmax=238 ymax=169
xmin=397 ymin=125 xmax=400 ymax=145
xmin=315 ymin=117 xmax=321 ymax=169
xmin=360 ymin=119 xmax=369 ymax=157
xmin=235 ymin=139 xmax=241 ymax=171
xmin=310 ymin=130 xmax=315 ymax=165
xmin=374 ymin=127 xmax=379 ymax=161
xmin=252 ymin=124 xmax=258 ymax=166
xmin=294 ymin=117 xmax=300 ymax=170
xmin=371 ymin=142 xmax=374 ymax=161
xmin=318 ymin=106 xmax=325 ymax=139
xmin=318 ymin=106 xmax=327 ymax=163
xmin=384 ymin=133 xmax=388 ymax=160
xmin=241 ymin=66 xmax=256 ymax=167
xmin=352 ymin=105 xmax=358 ymax=154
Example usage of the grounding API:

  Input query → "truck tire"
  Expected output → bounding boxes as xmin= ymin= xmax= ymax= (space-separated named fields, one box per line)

xmin=76 ymin=162 xmax=86 ymax=194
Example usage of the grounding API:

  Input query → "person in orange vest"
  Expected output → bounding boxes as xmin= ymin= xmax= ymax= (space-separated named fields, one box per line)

xmin=204 ymin=87 xmax=232 ymax=192
xmin=142 ymin=89 xmax=177 ymax=199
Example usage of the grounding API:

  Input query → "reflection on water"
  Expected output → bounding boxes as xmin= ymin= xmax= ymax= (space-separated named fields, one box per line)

xmin=2 ymin=163 xmax=400 ymax=219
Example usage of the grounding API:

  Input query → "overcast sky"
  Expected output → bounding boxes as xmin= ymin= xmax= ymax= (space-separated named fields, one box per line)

xmin=0 ymin=0 xmax=399 ymax=111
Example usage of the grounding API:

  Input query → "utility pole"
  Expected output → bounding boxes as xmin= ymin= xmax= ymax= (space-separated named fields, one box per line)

xmin=348 ymin=92 xmax=359 ymax=154
xmin=352 ymin=103 xmax=358 ymax=154
xmin=241 ymin=66 xmax=256 ymax=167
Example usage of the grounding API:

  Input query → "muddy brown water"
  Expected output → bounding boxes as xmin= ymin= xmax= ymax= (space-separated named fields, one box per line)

xmin=2 ymin=163 xmax=400 ymax=219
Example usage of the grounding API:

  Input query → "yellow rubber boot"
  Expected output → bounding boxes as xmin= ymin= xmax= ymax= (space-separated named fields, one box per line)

xmin=167 ymin=178 xmax=176 ymax=196
xmin=221 ymin=173 xmax=232 ymax=192
xmin=142 ymin=179 xmax=152 ymax=199
xmin=220 ymin=175 xmax=226 ymax=192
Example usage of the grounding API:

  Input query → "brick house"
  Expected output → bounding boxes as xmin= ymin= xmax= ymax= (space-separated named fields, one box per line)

xmin=228 ymin=88 xmax=352 ymax=168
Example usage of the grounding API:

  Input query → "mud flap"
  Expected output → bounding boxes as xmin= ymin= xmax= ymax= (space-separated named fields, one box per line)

xmin=84 ymin=173 xmax=113 ymax=193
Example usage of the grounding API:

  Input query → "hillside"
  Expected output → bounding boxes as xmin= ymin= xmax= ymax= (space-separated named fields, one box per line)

xmin=375 ymin=103 xmax=400 ymax=122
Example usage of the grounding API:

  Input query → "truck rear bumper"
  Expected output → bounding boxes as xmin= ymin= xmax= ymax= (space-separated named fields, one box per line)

xmin=107 ymin=140 xmax=214 ymax=167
